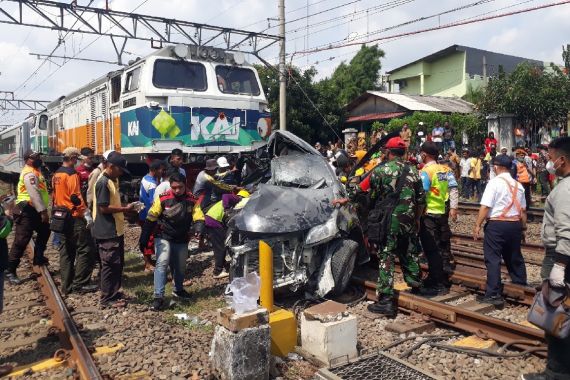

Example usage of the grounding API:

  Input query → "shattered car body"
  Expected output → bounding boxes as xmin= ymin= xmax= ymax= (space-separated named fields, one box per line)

xmin=227 ymin=131 xmax=368 ymax=297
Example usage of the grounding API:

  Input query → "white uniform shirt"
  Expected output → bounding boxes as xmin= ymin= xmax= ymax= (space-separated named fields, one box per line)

xmin=459 ymin=158 xmax=471 ymax=178
xmin=480 ymin=172 xmax=526 ymax=218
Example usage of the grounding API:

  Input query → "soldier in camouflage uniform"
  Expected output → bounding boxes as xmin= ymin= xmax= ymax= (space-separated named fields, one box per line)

xmin=367 ymin=137 xmax=427 ymax=317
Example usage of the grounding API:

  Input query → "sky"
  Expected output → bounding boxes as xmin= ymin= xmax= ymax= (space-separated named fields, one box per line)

xmin=0 ymin=0 xmax=569 ymax=124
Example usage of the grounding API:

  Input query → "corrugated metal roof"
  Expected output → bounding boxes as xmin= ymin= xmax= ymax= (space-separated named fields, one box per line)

xmin=367 ymin=91 xmax=473 ymax=114
xmin=345 ymin=112 xmax=406 ymax=123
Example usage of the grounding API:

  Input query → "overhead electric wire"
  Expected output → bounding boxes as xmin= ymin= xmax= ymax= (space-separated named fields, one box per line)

xmin=293 ymin=0 xmax=570 ymax=56
xmin=11 ymin=0 xmax=96 ymax=95
xmin=259 ymin=0 xmax=365 ymax=32
xmin=297 ymin=0 xmax=498 ymax=55
xmin=286 ymin=0 xmax=415 ymax=44
xmin=238 ymin=0 xmax=335 ymax=30
xmin=21 ymin=0 xmax=151 ymax=99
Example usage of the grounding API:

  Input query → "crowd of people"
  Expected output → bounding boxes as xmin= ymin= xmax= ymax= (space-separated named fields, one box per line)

xmin=324 ymin=132 xmax=569 ymax=380
xmin=0 ymin=126 xmax=568 ymax=379
xmin=0 ymin=147 xmax=246 ymax=312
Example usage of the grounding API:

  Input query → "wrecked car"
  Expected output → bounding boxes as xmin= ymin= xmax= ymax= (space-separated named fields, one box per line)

xmin=227 ymin=131 xmax=368 ymax=297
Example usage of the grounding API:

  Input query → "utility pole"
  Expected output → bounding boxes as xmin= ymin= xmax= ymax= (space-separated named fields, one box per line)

xmin=279 ymin=0 xmax=286 ymax=131
xmin=482 ymin=55 xmax=487 ymax=83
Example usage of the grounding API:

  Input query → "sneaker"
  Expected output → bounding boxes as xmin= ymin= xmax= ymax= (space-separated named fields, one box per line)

xmin=172 ymin=289 xmax=193 ymax=300
xmin=366 ymin=296 xmax=397 ymax=318
xmin=151 ymin=297 xmax=165 ymax=311
xmin=476 ymin=294 xmax=505 ymax=308
xmin=213 ymin=270 xmax=229 ymax=279
xmin=5 ymin=271 xmax=22 ymax=285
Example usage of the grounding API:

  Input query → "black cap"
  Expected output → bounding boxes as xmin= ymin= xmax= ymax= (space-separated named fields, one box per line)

xmin=335 ymin=153 xmax=350 ymax=168
xmin=23 ymin=149 xmax=42 ymax=160
xmin=420 ymin=142 xmax=439 ymax=157
xmin=205 ymin=158 xmax=218 ymax=171
xmin=492 ymin=154 xmax=512 ymax=168
xmin=107 ymin=153 xmax=131 ymax=175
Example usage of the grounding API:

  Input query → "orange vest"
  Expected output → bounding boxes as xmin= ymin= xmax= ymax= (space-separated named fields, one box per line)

xmin=516 ymin=162 xmax=530 ymax=184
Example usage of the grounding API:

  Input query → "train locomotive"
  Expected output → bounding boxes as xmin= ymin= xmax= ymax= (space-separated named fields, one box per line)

xmin=0 ymin=44 xmax=272 ymax=194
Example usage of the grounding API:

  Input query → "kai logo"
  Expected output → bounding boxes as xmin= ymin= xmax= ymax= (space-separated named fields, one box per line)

xmin=190 ymin=114 xmax=240 ymax=141
xmin=127 ymin=120 xmax=140 ymax=136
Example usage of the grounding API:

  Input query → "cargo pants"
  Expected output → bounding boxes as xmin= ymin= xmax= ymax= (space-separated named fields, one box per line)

xmin=7 ymin=205 xmax=50 ymax=273
xmin=377 ymin=233 xmax=421 ymax=297
xmin=58 ymin=217 xmax=96 ymax=295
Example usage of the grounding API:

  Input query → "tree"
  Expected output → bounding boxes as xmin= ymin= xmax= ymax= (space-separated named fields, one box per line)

xmin=255 ymin=44 xmax=386 ymax=143
xmin=329 ymin=45 xmax=385 ymax=106
xmin=478 ymin=62 xmax=570 ymax=126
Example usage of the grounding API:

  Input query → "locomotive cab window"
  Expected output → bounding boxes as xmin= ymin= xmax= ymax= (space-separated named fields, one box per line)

xmin=215 ymin=66 xmax=260 ymax=96
xmin=124 ymin=67 xmax=141 ymax=93
xmin=38 ymin=115 xmax=48 ymax=130
xmin=152 ymin=60 xmax=207 ymax=90
xmin=111 ymin=75 xmax=122 ymax=103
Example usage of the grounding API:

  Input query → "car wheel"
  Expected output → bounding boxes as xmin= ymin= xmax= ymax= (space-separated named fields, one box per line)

xmin=330 ymin=239 xmax=359 ymax=296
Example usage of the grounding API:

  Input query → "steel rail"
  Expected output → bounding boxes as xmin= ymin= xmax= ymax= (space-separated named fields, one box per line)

xmin=352 ymin=276 xmax=546 ymax=356
xmin=28 ymin=241 xmax=103 ymax=380
xmin=452 ymin=232 xmax=545 ymax=253
xmin=458 ymin=201 xmax=544 ymax=219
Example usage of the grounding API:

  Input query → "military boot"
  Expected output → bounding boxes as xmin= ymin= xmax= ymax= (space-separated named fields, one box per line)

xmin=367 ymin=295 xmax=397 ymax=318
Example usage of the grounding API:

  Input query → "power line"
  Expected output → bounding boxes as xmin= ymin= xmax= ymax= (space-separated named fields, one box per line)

xmin=297 ymin=0 xmax=498 ymax=55
xmin=260 ymin=0 xmax=364 ymax=33
xmin=20 ymin=0 xmax=152 ymax=99
xmin=238 ymin=0 xmax=332 ymax=30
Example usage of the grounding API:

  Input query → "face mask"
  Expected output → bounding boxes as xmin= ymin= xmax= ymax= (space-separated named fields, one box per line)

xmin=32 ymin=158 xmax=42 ymax=168
xmin=547 ymin=157 xmax=562 ymax=175
xmin=417 ymin=155 xmax=423 ymax=164
xmin=516 ymin=157 xmax=524 ymax=163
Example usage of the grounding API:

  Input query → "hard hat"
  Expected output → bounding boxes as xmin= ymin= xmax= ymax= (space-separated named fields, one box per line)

xmin=237 ymin=189 xmax=250 ymax=198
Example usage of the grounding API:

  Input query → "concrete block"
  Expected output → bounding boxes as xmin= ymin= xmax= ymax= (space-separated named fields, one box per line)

xmin=217 ymin=307 xmax=269 ymax=333
xmin=304 ymin=300 xmax=347 ymax=322
xmin=300 ymin=310 xmax=357 ymax=365
xmin=210 ymin=325 xmax=271 ymax=380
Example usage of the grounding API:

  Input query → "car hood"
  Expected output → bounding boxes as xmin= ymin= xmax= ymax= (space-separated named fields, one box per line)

xmin=230 ymin=184 xmax=335 ymax=234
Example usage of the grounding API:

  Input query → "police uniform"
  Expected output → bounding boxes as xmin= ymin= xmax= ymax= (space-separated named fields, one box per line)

xmin=419 ymin=142 xmax=459 ymax=293
xmin=6 ymin=151 xmax=51 ymax=282
xmin=368 ymin=137 xmax=425 ymax=308
xmin=478 ymin=155 xmax=527 ymax=302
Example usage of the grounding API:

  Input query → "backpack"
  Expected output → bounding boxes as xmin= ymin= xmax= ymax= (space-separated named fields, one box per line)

xmin=367 ymin=165 xmax=410 ymax=246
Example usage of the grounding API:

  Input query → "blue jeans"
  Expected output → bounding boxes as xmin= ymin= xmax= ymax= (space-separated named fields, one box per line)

xmin=154 ymin=238 xmax=188 ymax=298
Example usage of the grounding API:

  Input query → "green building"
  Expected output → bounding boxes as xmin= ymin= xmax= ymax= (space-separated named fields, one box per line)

xmin=386 ymin=45 xmax=545 ymax=97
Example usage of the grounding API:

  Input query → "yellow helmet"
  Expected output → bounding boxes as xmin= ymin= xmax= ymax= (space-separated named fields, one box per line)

xmin=237 ymin=190 xmax=250 ymax=198
xmin=355 ymin=168 xmax=365 ymax=177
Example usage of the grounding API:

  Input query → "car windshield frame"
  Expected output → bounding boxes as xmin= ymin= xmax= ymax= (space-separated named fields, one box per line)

xmin=152 ymin=59 xmax=207 ymax=91
xmin=215 ymin=65 xmax=261 ymax=96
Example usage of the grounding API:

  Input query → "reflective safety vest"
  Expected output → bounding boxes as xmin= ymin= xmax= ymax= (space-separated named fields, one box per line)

xmin=516 ymin=162 xmax=530 ymax=184
xmin=16 ymin=165 xmax=49 ymax=207
xmin=206 ymin=200 xmax=225 ymax=222
xmin=422 ymin=163 xmax=450 ymax=215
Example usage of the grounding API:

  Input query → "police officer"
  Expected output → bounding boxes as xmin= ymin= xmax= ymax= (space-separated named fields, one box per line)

xmin=366 ymin=137 xmax=426 ymax=317
xmin=473 ymin=154 xmax=527 ymax=308
xmin=5 ymin=150 xmax=50 ymax=285
xmin=140 ymin=172 xmax=196 ymax=311
xmin=419 ymin=142 xmax=459 ymax=296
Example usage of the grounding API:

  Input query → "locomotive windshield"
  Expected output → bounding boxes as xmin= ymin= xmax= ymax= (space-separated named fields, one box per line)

xmin=215 ymin=66 xmax=261 ymax=96
xmin=153 ymin=59 xmax=207 ymax=91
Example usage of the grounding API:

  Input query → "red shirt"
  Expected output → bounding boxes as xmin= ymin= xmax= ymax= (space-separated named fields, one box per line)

xmin=484 ymin=138 xmax=497 ymax=153
xmin=75 ymin=163 xmax=94 ymax=200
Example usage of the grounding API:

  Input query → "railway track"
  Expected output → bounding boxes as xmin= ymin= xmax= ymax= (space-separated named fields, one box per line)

xmin=352 ymin=276 xmax=546 ymax=357
xmin=353 ymin=233 xmax=548 ymax=357
xmin=459 ymin=201 xmax=545 ymax=219
xmin=0 ymin=241 xmax=103 ymax=379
